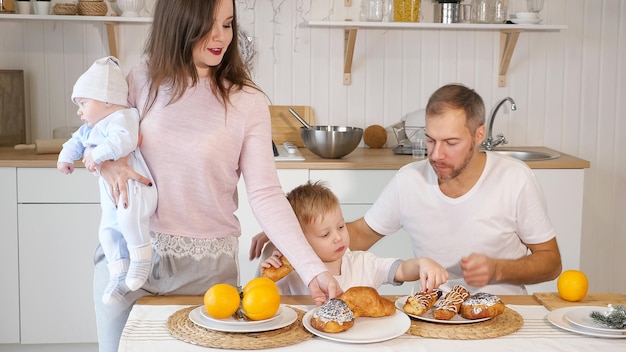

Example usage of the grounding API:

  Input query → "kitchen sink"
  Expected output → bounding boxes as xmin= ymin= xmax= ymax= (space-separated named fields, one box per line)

xmin=482 ymin=148 xmax=560 ymax=161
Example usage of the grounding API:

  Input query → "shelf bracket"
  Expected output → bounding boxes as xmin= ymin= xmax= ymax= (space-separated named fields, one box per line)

xmin=498 ymin=29 xmax=522 ymax=87
xmin=105 ymin=22 xmax=119 ymax=58
xmin=343 ymin=27 xmax=358 ymax=85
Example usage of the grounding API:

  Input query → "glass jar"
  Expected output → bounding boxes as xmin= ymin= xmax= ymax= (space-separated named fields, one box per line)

xmin=471 ymin=0 xmax=494 ymax=24
xmin=394 ymin=0 xmax=420 ymax=22
xmin=492 ymin=0 xmax=508 ymax=23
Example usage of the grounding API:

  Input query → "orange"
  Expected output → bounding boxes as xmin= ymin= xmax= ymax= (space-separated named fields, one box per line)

xmin=557 ymin=270 xmax=588 ymax=302
xmin=203 ymin=283 xmax=241 ymax=319
xmin=243 ymin=277 xmax=277 ymax=296
xmin=242 ymin=279 xmax=281 ymax=321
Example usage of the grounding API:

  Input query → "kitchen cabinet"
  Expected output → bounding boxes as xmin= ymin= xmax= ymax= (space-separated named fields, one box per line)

xmin=17 ymin=168 xmax=100 ymax=344
xmin=306 ymin=21 xmax=567 ymax=86
xmin=0 ymin=167 xmax=20 ymax=344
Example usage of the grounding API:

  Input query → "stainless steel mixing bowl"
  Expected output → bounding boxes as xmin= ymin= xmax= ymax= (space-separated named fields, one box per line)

xmin=300 ymin=126 xmax=363 ymax=159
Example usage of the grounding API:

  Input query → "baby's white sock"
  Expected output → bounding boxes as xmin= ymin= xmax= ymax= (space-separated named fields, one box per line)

xmin=103 ymin=259 xmax=130 ymax=306
xmin=126 ymin=244 xmax=153 ymax=291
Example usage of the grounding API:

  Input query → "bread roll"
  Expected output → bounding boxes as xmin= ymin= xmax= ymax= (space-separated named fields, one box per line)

xmin=310 ymin=298 xmax=355 ymax=333
xmin=432 ymin=285 xmax=470 ymax=320
xmin=460 ymin=292 xmax=505 ymax=319
xmin=403 ymin=289 xmax=442 ymax=316
xmin=339 ymin=286 xmax=396 ymax=318
xmin=261 ymin=255 xmax=294 ymax=282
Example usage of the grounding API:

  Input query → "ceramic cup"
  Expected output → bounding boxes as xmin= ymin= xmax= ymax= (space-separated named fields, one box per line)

xmin=34 ymin=1 xmax=50 ymax=15
xmin=16 ymin=1 xmax=32 ymax=14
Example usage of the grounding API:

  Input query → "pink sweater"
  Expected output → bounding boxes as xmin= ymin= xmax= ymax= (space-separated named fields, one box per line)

xmin=127 ymin=64 xmax=326 ymax=285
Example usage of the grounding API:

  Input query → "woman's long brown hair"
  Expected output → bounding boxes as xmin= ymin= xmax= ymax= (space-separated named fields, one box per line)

xmin=143 ymin=0 xmax=257 ymax=113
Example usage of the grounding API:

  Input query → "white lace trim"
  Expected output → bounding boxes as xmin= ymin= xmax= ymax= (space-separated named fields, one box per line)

xmin=151 ymin=232 xmax=238 ymax=261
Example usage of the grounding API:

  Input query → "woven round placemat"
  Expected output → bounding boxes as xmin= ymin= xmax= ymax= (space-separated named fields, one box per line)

xmin=167 ymin=306 xmax=313 ymax=350
xmin=407 ymin=307 xmax=523 ymax=339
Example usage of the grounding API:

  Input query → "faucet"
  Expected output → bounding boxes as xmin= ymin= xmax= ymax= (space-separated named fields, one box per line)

xmin=482 ymin=97 xmax=517 ymax=151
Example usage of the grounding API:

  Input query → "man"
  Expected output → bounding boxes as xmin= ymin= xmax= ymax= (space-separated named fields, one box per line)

xmin=347 ymin=84 xmax=562 ymax=294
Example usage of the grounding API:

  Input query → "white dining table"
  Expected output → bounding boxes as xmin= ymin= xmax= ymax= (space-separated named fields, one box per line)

xmin=118 ymin=295 xmax=625 ymax=352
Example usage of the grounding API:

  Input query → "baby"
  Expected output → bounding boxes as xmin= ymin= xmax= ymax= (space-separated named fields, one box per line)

xmin=57 ymin=56 xmax=157 ymax=305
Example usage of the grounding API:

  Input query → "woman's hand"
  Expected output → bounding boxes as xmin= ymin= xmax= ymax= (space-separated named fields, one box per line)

xmin=308 ymin=272 xmax=343 ymax=306
xmin=100 ymin=155 xmax=152 ymax=208
xmin=249 ymin=232 xmax=270 ymax=260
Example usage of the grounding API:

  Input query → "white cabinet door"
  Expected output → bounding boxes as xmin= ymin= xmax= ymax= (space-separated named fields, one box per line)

xmin=236 ymin=169 xmax=310 ymax=286
xmin=0 ymin=168 xmax=20 ymax=344
xmin=18 ymin=203 xmax=101 ymax=344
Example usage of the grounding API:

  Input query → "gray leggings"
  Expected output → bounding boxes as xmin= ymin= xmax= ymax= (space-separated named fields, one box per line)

xmin=93 ymin=234 xmax=239 ymax=352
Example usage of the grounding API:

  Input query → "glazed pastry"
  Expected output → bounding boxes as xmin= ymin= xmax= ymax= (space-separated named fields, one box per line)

xmin=339 ymin=286 xmax=396 ymax=318
xmin=310 ymin=298 xmax=355 ymax=333
xmin=403 ymin=289 xmax=442 ymax=316
xmin=432 ymin=285 xmax=470 ymax=320
xmin=261 ymin=255 xmax=294 ymax=282
xmin=460 ymin=292 xmax=505 ymax=319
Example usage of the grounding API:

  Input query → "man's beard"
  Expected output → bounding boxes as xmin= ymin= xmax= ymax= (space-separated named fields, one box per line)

xmin=430 ymin=141 xmax=476 ymax=181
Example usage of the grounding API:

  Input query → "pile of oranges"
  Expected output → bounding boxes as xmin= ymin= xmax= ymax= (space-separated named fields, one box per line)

xmin=203 ymin=277 xmax=281 ymax=321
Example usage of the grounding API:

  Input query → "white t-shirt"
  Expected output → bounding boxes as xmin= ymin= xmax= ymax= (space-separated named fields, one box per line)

xmin=275 ymin=250 xmax=402 ymax=295
xmin=364 ymin=152 xmax=556 ymax=294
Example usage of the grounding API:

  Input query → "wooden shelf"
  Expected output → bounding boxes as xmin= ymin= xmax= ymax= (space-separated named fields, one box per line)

xmin=0 ymin=14 xmax=152 ymax=57
xmin=307 ymin=21 xmax=568 ymax=86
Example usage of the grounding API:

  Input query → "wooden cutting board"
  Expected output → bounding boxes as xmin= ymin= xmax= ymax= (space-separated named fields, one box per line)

xmin=269 ymin=105 xmax=314 ymax=147
xmin=533 ymin=292 xmax=626 ymax=311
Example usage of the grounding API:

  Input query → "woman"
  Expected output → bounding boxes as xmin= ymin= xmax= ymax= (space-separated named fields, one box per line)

xmin=94 ymin=1 xmax=341 ymax=350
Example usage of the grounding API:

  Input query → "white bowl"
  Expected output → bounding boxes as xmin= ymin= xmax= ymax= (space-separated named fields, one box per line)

xmin=515 ymin=12 xmax=539 ymax=20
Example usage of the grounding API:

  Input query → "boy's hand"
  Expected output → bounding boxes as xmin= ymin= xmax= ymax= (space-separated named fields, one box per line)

xmin=82 ymin=154 xmax=97 ymax=173
xmin=259 ymin=249 xmax=284 ymax=271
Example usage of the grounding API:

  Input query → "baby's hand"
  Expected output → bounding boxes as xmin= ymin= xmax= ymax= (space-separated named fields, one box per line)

xmin=417 ymin=257 xmax=449 ymax=292
xmin=57 ymin=162 xmax=74 ymax=174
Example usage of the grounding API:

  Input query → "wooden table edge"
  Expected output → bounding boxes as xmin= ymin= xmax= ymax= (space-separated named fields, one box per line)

xmin=135 ymin=294 xmax=540 ymax=306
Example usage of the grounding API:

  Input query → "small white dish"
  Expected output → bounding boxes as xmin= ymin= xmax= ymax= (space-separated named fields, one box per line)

xmin=510 ymin=18 xmax=543 ymax=25
xmin=189 ymin=305 xmax=297 ymax=333
xmin=303 ymin=307 xmax=410 ymax=344
xmin=547 ymin=306 xmax=626 ymax=338
xmin=199 ymin=306 xmax=283 ymax=326
xmin=394 ymin=296 xmax=492 ymax=324
xmin=564 ymin=306 xmax=626 ymax=334
xmin=515 ymin=12 xmax=539 ymax=20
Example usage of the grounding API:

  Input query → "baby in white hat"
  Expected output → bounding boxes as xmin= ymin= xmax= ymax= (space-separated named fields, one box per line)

xmin=57 ymin=56 xmax=158 ymax=306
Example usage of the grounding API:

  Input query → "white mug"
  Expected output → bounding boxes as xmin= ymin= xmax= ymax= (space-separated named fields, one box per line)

xmin=34 ymin=1 xmax=50 ymax=15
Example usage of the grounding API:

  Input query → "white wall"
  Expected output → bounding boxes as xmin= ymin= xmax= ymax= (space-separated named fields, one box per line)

xmin=0 ymin=0 xmax=624 ymax=294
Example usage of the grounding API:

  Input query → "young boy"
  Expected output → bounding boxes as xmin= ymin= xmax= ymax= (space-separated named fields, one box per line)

xmin=260 ymin=181 xmax=448 ymax=294
xmin=57 ymin=56 xmax=158 ymax=305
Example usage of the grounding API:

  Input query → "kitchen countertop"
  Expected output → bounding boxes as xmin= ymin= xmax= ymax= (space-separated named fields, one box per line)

xmin=0 ymin=146 xmax=590 ymax=169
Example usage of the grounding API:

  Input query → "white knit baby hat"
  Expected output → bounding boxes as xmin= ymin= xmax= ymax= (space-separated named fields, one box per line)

xmin=71 ymin=56 xmax=128 ymax=106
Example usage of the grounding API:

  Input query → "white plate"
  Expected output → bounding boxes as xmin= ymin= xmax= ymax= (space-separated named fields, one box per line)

xmin=547 ymin=306 xmax=626 ymax=338
xmin=564 ymin=306 xmax=626 ymax=334
xmin=189 ymin=305 xmax=297 ymax=333
xmin=303 ymin=308 xmax=410 ymax=344
xmin=199 ymin=306 xmax=283 ymax=326
xmin=510 ymin=18 xmax=543 ymax=24
xmin=394 ymin=296 xmax=492 ymax=324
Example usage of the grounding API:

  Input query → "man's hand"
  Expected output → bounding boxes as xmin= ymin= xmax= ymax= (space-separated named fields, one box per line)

xmin=308 ymin=271 xmax=343 ymax=306
xmin=460 ymin=253 xmax=495 ymax=287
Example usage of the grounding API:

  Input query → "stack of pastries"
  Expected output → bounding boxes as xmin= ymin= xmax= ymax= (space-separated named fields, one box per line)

xmin=310 ymin=286 xmax=396 ymax=333
xmin=403 ymin=285 xmax=505 ymax=321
